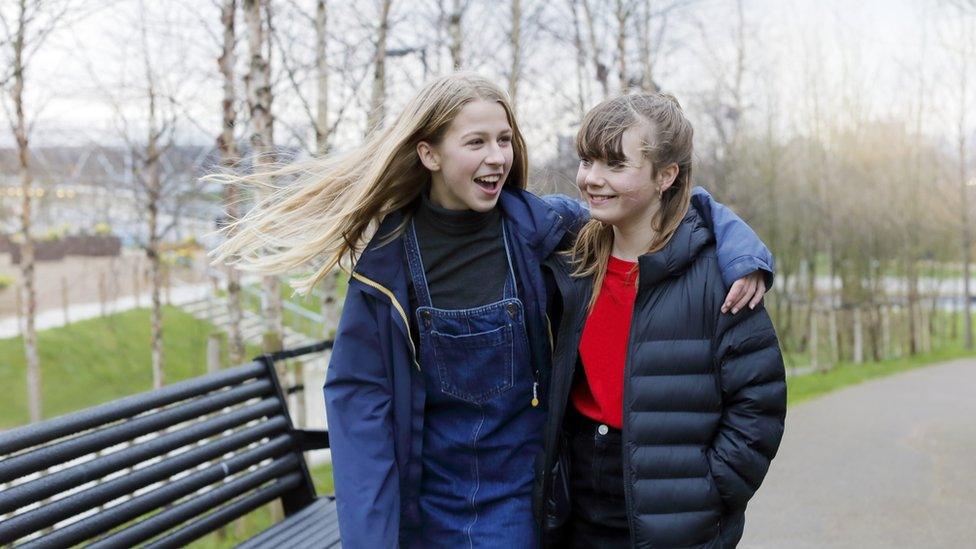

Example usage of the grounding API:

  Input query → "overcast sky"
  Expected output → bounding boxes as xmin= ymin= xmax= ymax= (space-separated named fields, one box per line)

xmin=2 ymin=0 xmax=972 ymax=165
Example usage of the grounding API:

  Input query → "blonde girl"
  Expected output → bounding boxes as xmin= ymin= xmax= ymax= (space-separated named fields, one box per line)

xmin=213 ymin=74 xmax=772 ymax=548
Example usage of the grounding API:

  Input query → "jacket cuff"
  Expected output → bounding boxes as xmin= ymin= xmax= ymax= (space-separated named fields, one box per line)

xmin=722 ymin=255 xmax=774 ymax=290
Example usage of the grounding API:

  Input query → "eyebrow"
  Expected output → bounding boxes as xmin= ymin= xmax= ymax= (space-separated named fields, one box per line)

xmin=461 ymin=129 xmax=513 ymax=139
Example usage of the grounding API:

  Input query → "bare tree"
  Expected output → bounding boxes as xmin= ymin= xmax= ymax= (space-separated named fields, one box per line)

xmin=367 ymin=0 xmax=393 ymax=133
xmin=313 ymin=0 xmax=343 ymax=340
xmin=509 ymin=0 xmax=522 ymax=107
xmin=635 ymin=0 xmax=655 ymax=92
xmin=448 ymin=0 xmax=463 ymax=69
xmin=580 ymin=0 xmax=609 ymax=97
xmin=315 ymin=0 xmax=330 ymax=154
xmin=0 ymin=0 xmax=74 ymax=421
xmin=567 ymin=0 xmax=588 ymax=117
xmin=243 ymin=0 xmax=284 ymax=352
xmin=143 ymin=65 xmax=167 ymax=387
xmin=614 ymin=0 xmax=631 ymax=92
xmin=944 ymin=0 xmax=976 ymax=348
xmin=267 ymin=0 xmax=365 ymax=153
xmin=217 ymin=0 xmax=245 ymax=365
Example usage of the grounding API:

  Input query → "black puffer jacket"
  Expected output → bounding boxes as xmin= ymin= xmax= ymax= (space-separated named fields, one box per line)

xmin=534 ymin=207 xmax=786 ymax=548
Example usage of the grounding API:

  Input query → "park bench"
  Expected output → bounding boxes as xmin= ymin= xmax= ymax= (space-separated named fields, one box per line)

xmin=0 ymin=341 xmax=339 ymax=548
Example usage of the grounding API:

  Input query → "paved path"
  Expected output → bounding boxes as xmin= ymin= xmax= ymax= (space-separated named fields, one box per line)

xmin=0 ymin=283 xmax=212 ymax=338
xmin=741 ymin=358 xmax=976 ymax=548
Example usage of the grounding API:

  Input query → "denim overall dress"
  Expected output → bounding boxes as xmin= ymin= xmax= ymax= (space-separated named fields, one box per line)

xmin=403 ymin=220 xmax=544 ymax=548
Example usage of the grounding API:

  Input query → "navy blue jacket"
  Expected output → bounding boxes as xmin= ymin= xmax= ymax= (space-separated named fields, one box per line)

xmin=537 ymin=207 xmax=786 ymax=548
xmin=324 ymin=187 xmax=773 ymax=548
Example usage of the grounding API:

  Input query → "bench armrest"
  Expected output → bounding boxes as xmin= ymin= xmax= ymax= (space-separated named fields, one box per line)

xmin=293 ymin=429 xmax=330 ymax=451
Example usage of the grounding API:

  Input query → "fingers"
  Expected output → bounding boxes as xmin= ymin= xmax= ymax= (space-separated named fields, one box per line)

xmin=731 ymin=277 xmax=753 ymax=314
xmin=724 ymin=272 xmax=769 ymax=314
xmin=722 ymin=280 xmax=744 ymax=314
xmin=749 ymin=278 xmax=767 ymax=310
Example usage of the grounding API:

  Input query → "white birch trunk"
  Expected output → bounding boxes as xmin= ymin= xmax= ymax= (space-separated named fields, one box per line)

xmin=315 ymin=0 xmax=330 ymax=154
xmin=449 ymin=0 xmax=462 ymax=69
xmin=244 ymin=0 xmax=283 ymax=352
xmin=11 ymin=0 xmax=41 ymax=422
xmin=508 ymin=0 xmax=521 ymax=108
xmin=367 ymin=0 xmax=392 ymax=133
xmin=219 ymin=0 xmax=245 ymax=365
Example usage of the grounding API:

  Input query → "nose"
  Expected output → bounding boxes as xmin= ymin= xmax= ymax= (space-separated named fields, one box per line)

xmin=583 ymin=165 xmax=605 ymax=188
xmin=485 ymin=142 xmax=505 ymax=166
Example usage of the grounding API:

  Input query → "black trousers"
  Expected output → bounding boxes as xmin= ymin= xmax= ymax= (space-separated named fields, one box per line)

xmin=564 ymin=409 xmax=630 ymax=549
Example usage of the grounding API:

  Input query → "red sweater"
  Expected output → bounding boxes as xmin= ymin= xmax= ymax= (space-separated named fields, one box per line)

xmin=572 ymin=255 xmax=638 ymax=429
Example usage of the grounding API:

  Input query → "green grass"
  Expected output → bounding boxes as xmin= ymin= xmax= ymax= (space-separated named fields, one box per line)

xmin=0 ymin=306 xmax=263 ymax=428
xmin=787 ymin=341 xmax=976 ymax=405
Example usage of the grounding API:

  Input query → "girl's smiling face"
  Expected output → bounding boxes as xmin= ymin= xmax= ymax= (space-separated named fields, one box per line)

xmin=417 ymin=99 xmax=514 ymax=212
xmin=577 ymin=125 xmax=660 ymax=230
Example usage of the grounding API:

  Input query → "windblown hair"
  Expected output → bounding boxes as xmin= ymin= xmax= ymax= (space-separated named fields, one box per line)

xmin=209 ymin=73 xmax=528 ymax=295
xmin=569 ymin=93 xmax=695 ymax=310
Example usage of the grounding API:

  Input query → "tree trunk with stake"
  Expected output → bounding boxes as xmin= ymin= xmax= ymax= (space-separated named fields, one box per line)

xmin=218 ymin=0 xmax=245 ymax=365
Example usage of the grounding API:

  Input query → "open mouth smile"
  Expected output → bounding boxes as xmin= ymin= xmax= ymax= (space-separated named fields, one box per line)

xmin=474 ymin=174 xmax=503 ymax=194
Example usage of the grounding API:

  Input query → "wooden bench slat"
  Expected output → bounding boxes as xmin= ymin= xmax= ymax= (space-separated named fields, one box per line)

xmin=0 ymin=398 xmax=282 ymax=515
xmin=142 ymin=474 xmax=305 ymax=549
xmin=237 ymin=497 xmax=340 ymax=549
xmin=0 ymin=362 xmax=267 ymax=455
xmin=0 ymin=427 xmax=292 ymax=544
xmin=280 ymin=503 xmax=340 ymax=549
xmin=0 ymin=379 xmax=275 ymax=484
xmin=85 ymin=458 xmax=305 ymax=549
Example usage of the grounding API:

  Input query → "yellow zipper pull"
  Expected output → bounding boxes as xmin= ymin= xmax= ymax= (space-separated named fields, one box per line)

xmin=531 ymin=382 xmax=539 ymax=407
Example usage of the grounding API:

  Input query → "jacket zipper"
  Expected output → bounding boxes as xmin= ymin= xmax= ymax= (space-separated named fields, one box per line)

xmin=350 ymin=271 xmax=421 ymax=372
xmin=538 ymin=264 xmax=586 ymax=546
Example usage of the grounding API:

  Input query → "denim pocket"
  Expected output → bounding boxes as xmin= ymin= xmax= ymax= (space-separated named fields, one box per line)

xmin=430 ymin=324 xmax=514 ymax=404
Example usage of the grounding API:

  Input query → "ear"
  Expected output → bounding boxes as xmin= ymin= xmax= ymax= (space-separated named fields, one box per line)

xmin=657 ymin=163 xmax=679 ymax=193
xmin=416 ymin=141 xmax=441 ymax=172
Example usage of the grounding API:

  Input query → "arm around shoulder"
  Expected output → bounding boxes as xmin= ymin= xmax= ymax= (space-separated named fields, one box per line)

xmin=691 ymin=186 xmax=775 ymax=289
xmin=324 ymin=284 xmax=400 ymax=548
xmin=542 ymin=193 xmax=589 ymax=233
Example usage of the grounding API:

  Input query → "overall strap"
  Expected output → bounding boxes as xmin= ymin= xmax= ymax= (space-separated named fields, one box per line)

xmin=501 ymin=222 xmax=519 ymax=301
xmin=402 ymin=220 xmax=433 ymax=308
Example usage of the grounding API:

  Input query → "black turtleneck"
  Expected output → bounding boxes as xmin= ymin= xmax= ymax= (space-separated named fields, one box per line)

xmin=409 ymin=191 xmax=508 ymax=310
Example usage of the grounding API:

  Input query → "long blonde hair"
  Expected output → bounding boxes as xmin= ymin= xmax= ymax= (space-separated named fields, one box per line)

xmin=209 ymin=73 xmax=528 ymax=294
xmin=568 ymin=93 xmax=695 ymax=310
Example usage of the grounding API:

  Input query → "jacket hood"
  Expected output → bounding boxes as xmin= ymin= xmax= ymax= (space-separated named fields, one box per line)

xmin=637 ymin=206 xmax=715 ymax=290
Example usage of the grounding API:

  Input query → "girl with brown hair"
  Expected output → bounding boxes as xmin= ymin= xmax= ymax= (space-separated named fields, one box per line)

xmin=536 ymin=93 xmax=786 ymax=548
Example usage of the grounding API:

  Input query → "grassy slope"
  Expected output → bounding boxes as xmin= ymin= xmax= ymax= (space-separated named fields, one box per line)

xmin=0 ymin=306 xmax=249 ymax=427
